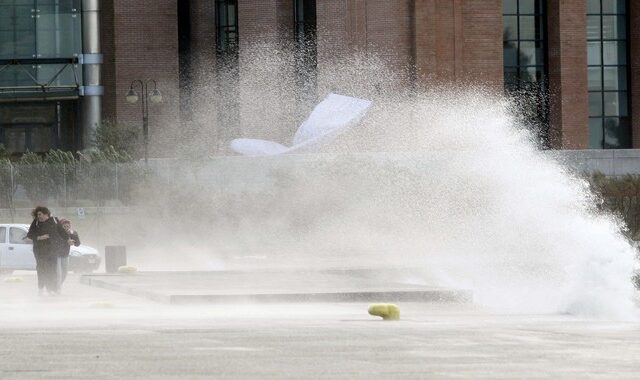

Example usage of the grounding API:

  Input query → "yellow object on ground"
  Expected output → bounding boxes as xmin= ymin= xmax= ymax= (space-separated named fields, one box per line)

xmin=117 ymin=266 xmax=137 ymax=274
xmin=368 ymin=303 xmax=400 ymax=320
xmin=3 ymin=277 xmax=23 ymax=283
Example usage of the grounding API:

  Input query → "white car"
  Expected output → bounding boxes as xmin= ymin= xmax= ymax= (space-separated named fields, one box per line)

xmin=0 ymin=224 xmax=101 ymax=275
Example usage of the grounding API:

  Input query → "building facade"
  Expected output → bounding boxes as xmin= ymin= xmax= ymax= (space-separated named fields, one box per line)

xmin=1 ymin=0 xmax=639 ymax=155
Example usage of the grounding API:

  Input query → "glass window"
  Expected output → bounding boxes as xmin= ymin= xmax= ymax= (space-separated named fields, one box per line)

xmin=0 ymin=227 xmax=5 ymax=243
xmin=603 ymin=66 xmax=626 ymax=90
xmin=503 ymin=16 xmax=518 ymax=40
xmin=602 ymin=16 xmax=625 ymax=40
xmin=503 ymin=0 xmax=518 ymax=14
xmin=588 ymin=67 xmax=602 ymax=91
xmin=589 ymin=118 xmax=604 ymax=148
xmin=504 ymin=45 xmax=518 ymax=66
xmin=0 ymin=65 xmax=36 ymax=87
xmin=519 ymin=67 xmax=544 ymax=84
xmin=604 ymin=117 xmax=630 ymax=149
xmin=504 ymin=67 xmax=518 ymax=91
xmin=604 ymin=92 xmax=627 ymax=116
xmin=294 ymin=0 xmax=317 ymax=91
xmin=587 ymin=0 xmax=629 ymax=149
xmin=503 ymin=0 xmax=548 ymax=140
xmin=519 ymin=0 xmax=536 ymax=14
xmin=587 ymin=0 xmax=601 ymax=14
xmin=9 ymin=227 xmax=28 ymax=244
xmin=215 ymin=0 xmax=239 ymax=55
xmin=602 ymin=0 xmax=625 ymax=14
xmin=36 ymin=63 xmax=78 ymax=87
xmin=589 ymin=93 xmax=603 ymax=116
xmin=602 ymin=41 xmax=625 ymax=65
xmin=519 ymin=41 xmax=544 ymax=66
xmin=587 ymin=16 xmax=601 ymax=40
xmin=0 ymin=0 xmax=82 ymax=97
xmin=587 ymin=42 xmax=602 ymax=65
xmin=519 ymin=16 xmax=536 ymax=40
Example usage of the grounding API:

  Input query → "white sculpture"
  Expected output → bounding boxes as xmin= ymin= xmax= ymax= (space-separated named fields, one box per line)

xmin=229 ymin=93 xmax=373 ymax=155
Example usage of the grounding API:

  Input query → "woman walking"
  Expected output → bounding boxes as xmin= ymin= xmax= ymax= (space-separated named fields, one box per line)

xmin=27 ymin=206 xmax=67 ymax=295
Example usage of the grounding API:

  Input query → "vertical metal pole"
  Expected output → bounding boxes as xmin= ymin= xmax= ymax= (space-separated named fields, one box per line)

xmin=9 ymin=163 xmax=14 ymax=223
xmin=81 ymin=0 xmax=103 ymax=149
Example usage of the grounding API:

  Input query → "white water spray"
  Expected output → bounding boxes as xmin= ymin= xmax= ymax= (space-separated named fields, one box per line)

xmin=135 ymin=45 xmax=640 ymax=319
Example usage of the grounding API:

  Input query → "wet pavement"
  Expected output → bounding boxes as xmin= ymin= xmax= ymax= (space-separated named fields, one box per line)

xmin=1 ymin=273 xmax=639 ymax=379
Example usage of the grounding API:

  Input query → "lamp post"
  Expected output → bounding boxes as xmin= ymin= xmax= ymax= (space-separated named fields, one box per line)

xmin=125 ymin=79 xmax=162 ymax=164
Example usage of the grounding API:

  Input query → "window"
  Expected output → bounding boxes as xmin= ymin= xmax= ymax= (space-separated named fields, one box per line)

xmin=294 ymin=0 xmax=316 ymax=48
xmin=294 ymin=0 xmax=317 ymax=86
xmin=0 ymin=0 xmax=82 ymax=97
xmin=0 ymin=227 xmax=5 ymax=243
xmin=503 ymin=0 xmax=549 ymax=142
xmin=587 ymin=0 xmax=629 ymax=149
xmin=214 ymin=0 xmax=240 ymax=149
xmin=215 ymin=0 xmax=239 ymax=58
xmin=9 ymin=227 xmax=28 ymax=244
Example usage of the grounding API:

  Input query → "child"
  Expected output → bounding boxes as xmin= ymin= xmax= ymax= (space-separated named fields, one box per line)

xmin=58 ymin=219 xmax=81 ymax=285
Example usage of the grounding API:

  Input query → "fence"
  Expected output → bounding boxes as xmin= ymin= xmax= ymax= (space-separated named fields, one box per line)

xmin=3 ymin=149 xmax=640 ymax=213
xmin=0 ymin=162 xmax=145 ymax=211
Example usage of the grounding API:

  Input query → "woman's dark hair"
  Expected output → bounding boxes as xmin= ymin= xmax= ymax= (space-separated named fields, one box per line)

xmin=31 ymin=206 xmax=51 ymax=218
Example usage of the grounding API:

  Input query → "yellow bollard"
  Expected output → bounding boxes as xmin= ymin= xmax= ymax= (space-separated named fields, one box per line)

xmin=117 ymin=265 xmax=137 ymax=274
xmin=368 ymin=303 xmax=400 ymax=321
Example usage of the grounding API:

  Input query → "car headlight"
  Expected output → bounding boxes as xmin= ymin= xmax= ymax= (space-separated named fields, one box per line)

xmin=69 ymin=251 xmax=82 ymax=257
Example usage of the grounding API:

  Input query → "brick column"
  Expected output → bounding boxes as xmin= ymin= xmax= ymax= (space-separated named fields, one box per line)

xmin=185 ymin=0 xmax=218 ymax=143
xmin=190 ymin=0 xmax=216 ymax=75
xmin=547 ymin=0 xmax=588 ymax=149
xmin=365 ymin=0 xmax=414 ymax=71
xmin=102 ymin=0 xmax=180 ymax=157
xmin=460 ymin=0 xmax=502 ymax=90
xmin=318 ymin=0 xmax=413 ymax=71
xmin=630 ymin=1 xmax=640 ymax=148
xmin=238 ymin=0 xmax=293 ymax=47
xmin=316 ymin=0 xmax=348 ymax=61
xmin=345 ymin=0 xmax=368 ymax=50
xmin=414 ymin=0 xmax=501 ymax=90
xmin=236 ymin=0 xmax=295 ymax=141
xmin=414 ymin=0 xmax=435 ymax=82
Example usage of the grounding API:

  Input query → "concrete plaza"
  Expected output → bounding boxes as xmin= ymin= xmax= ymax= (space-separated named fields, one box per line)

xmin=0 ymin=273 xmax=639 ymax=379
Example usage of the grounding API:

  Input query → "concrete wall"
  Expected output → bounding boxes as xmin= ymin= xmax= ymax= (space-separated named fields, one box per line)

xmin=549 ymin=149 xmax=640 ymax=176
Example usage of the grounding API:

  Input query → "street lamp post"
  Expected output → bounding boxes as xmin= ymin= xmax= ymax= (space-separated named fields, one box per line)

xmin=125 ymin=79 xmax=162 ymax=164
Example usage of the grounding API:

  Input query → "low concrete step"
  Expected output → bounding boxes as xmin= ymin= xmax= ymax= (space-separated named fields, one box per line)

xmin=80 ymin=270 xmax=472 ymax=304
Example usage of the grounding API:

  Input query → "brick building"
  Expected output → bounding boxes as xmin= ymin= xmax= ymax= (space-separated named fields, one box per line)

xmin=1 ymin=0 xmax=638 ymax=154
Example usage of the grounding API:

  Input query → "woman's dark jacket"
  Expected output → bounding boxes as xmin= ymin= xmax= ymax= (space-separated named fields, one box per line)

xmin=27 ymin=218 xmax=68 ymax=257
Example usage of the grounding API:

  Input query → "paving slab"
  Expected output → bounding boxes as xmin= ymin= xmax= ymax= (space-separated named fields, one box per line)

xmin=79 ymin=269 xmax=472 ymax=304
